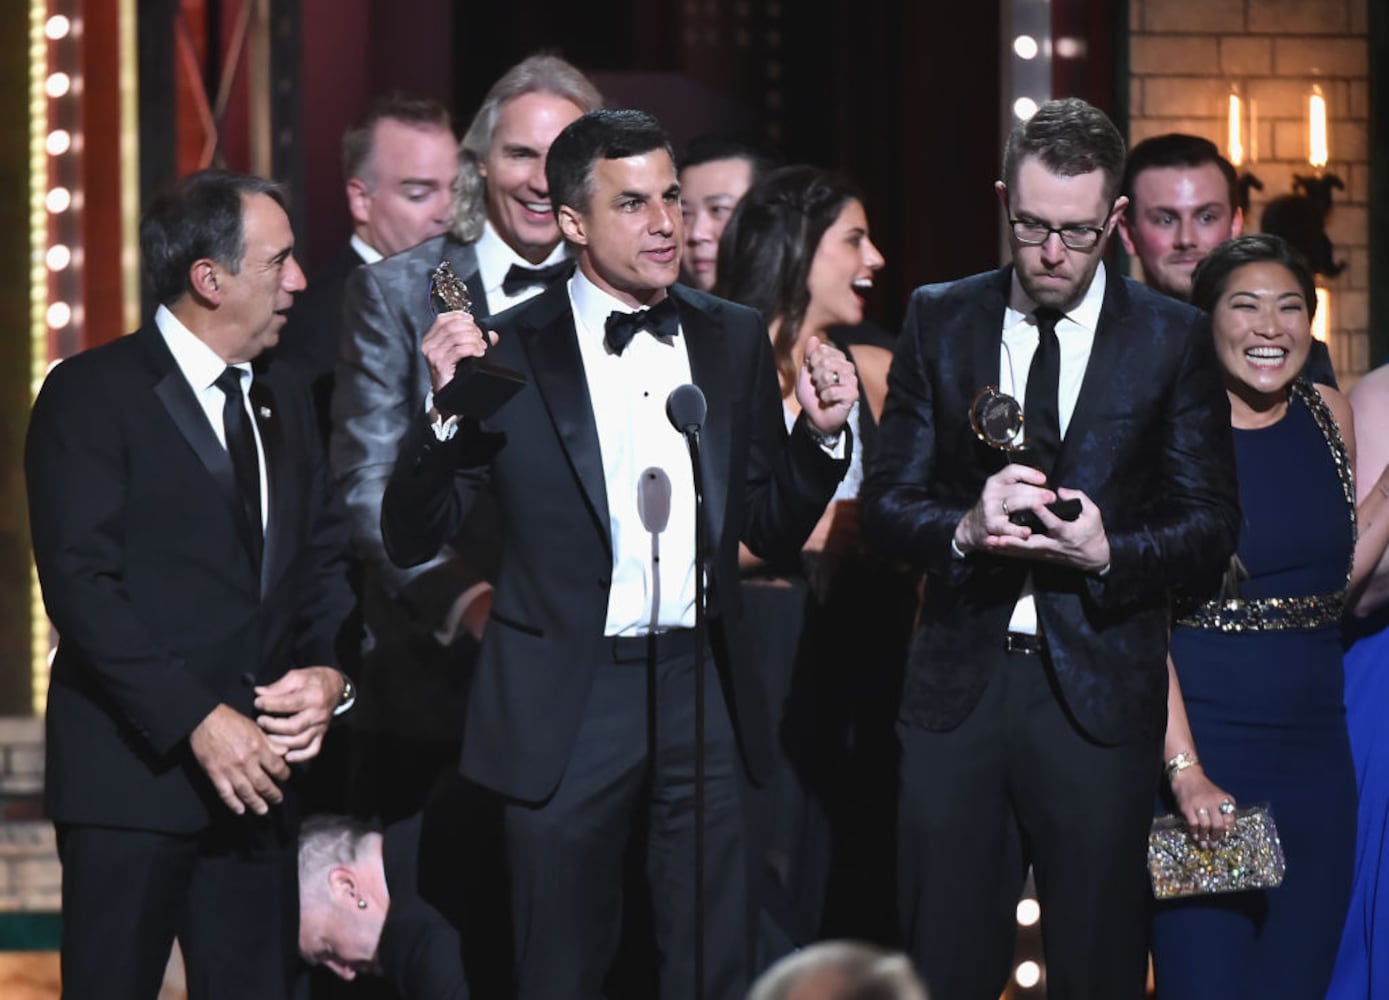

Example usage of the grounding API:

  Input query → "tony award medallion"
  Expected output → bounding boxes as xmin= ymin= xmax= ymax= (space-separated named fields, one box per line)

xmin=429 ymin=260 xmax=527 ymax=419
xmin=968 ymin=386 xmax=1081 ymax=526
xmin=969 ymin=386 xmax=1027 ymax=454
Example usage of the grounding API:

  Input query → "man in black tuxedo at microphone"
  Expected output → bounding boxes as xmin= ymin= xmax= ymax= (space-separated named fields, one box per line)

xmin=381 ymin=108 xmax=856 ymax=999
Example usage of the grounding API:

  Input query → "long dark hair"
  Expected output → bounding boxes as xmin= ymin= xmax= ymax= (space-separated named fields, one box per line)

xmin=714 ymin=164 xmax=863 ymax=395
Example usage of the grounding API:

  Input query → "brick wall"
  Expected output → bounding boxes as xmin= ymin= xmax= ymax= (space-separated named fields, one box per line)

xmin=1128 ymin=0 xmax=1371 ymax=384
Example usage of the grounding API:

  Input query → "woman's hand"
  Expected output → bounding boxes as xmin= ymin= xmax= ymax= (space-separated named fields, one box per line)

xmin=1170 ymin=765 xmax=1238 ymax=847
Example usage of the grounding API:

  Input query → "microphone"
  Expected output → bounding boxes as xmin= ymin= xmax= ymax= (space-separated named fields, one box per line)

xmin=638 ymin=467 xmax=671 ymax=633
xmin=666 ymin=384 xmax=707 ymax=436
xmin=637 ymin=467 xmax=672 ymax=535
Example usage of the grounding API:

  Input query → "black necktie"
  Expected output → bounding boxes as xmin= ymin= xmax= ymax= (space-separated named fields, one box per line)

xmin=501 ymin=260 xmax=570 ymax=297
xmin=215 ymin=366 xmax=264 ymax=560
xmin=1024 ymin=307 xmax=1063 ymax=473
xmin=604 ymin=297 xmax=680 ymax=356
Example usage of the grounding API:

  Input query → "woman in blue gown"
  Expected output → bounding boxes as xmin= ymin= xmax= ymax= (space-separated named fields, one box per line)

xmin=1151 ymin=236 xmax=1389 ymax=998
xmin=1328 ymin=359 xmax=1389 ymax=999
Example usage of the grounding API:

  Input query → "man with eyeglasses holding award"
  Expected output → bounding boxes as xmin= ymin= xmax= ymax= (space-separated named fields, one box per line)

xmin=862 ymin=98 xmax=1241 ymax=1000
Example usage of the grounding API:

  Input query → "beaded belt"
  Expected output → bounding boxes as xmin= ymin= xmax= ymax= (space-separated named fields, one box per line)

xmin=1175 ymin=590 xmax=1345 ymax=633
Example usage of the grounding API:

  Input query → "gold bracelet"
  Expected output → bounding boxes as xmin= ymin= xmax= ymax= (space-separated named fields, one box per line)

xmin=1164 ymin=751 xmax=1200 ymax=783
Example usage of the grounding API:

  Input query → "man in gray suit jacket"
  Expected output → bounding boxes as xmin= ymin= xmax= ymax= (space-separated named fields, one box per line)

xmin=277 ymin=91 xmax=458 ymax=442
xmin=330 ymin=54 xmax=603 ymax=822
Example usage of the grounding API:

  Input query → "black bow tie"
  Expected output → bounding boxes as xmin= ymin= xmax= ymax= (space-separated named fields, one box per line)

xmin=604 ymin=297 xmax=680 ymax=356
xmin=501 ymin=261 xmax=570 ymax=297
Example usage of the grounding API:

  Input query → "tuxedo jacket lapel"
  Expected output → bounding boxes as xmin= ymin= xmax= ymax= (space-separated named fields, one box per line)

xmin=251 ymin=379 xmax=294 ymax=597
xmin=671 ymin=287 xmax=731 ymax=558
xmin=516 ymin=288 xmax=612 ymax=549
xmin=141 ymin=330 xmax=255 ymax=562
xmin=966 ymin=269 xmax=1012 ymax=474
xmin=1054 ymin=273 xmax=1127 ymax=478
xmin=969 ymin=270 xmax=1009 ymax=392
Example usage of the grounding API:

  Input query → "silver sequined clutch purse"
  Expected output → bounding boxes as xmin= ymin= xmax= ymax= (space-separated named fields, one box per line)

xmin=1148 ymin=805 xmax=1286 ymax=899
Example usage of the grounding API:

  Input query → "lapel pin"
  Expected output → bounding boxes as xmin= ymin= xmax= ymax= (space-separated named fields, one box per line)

xmin=258 ymin=406 xmax=272 ymax=419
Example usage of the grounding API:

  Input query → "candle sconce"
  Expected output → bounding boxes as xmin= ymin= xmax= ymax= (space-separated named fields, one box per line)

xmin=1236 ymin=173 xmax=1263 ymax=217
xmin=1261 ymin=84 xmax=1344 ymax=277
xmin=1261 ymin=173 xmax=1345 ymax=277
xmin=1226 ymin=87 xmax=1263 ymax=216
xmin=1228 ymin=82 xmax=1344 ymax=278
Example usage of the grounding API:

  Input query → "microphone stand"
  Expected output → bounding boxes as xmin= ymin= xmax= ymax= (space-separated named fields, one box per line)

xmin=680 ymin=423 xmax=708 ymax=1000
xmin=667 ymin=382 xmax=709 ymax=997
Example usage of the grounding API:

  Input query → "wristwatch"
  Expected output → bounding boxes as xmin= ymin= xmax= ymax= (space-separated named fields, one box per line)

xmin=332 ymin=673 xmax=356 ymax=718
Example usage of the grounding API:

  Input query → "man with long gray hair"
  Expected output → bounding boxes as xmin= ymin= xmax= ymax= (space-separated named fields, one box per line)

xmin=330 ymin=54 xmax=602 ymax=823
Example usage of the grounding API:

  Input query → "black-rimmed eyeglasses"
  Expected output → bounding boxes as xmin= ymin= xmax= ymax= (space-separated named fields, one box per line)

xmin=1009 ymin=219 xmax=1106 ymax=251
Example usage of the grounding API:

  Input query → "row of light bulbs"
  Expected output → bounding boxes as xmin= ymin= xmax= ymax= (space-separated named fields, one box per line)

xmin=43 ymin=12 xmax=77 ymax=335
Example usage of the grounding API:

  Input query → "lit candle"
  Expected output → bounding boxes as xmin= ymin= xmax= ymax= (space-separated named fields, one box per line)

xmin=1312 ymin=287 xmax=1330 ymax=344
xmin=1227 ymin=90 xmax=1244 ymax=167
xmin=1309 ymin=84 xmax=1329 ymax=169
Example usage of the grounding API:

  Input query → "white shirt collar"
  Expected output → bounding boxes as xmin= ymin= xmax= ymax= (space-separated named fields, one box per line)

xmin=1005 ymin=260 xmax=1108 ymax=334
xmin=475 ymin=220 xmax=568 ymax=297
xmin=350 ymin=233 xmax=384 ymax=265
xmin=154 ymin=304 xmax=249 ymax=391
xmin=569 ymin=268 xmax=677 ymax=347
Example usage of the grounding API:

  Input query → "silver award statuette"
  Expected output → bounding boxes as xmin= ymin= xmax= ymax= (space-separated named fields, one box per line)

xmin=968 ymin=386 xmax=1081 ymax=526
xmin=428 ymin=260 xmax=527 ymax=419
xmin=969 ymin=385 xmax=1027 ymax=453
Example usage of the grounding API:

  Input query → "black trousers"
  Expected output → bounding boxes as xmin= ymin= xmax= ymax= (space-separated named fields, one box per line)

xmin=466 ymin=632 xmax=751 ymax=1000
xmin=896 ymin=640 xmax=1160 ymax=1000
xmin=57 ymin=811 xmax=297 ymax=1000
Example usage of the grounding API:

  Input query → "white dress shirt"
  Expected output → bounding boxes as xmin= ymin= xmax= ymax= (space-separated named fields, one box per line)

xmin=569 ymin=271 xmax=699 ymax=636
xmin=1003 ymin=262 xmax=1106 ymax=634
xmin=475 ymin=221 xmax=570 ymax=315
xmin=154 ymin=305 xmax=269 ymax=528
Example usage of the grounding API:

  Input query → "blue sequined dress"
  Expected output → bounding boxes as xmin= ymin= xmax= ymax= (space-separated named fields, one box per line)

xmin=1327 ymin=602 xmax=1389 ymax=999
xmin=1150 ymin=381 xmax=1356 ymax=999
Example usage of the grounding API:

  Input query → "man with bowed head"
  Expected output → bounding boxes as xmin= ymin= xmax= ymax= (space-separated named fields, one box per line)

xmin=277 ymin=91 xmax=458 ymax=435
xmin=381 ymin=108 xmax=858 ymax=998
xmin=863 ymin=98 xmax=1239 ymax=999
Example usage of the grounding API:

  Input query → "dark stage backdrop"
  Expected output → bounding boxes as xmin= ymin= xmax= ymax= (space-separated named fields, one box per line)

xmin=293 ymin=0 xmax=1133 ymax=337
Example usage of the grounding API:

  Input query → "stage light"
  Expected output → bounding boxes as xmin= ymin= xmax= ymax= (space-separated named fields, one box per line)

xmin=1015 ymin=960 xmax=1041 ymax=988
xmin=1016 ymin=897 xmax=1040 ymax=927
